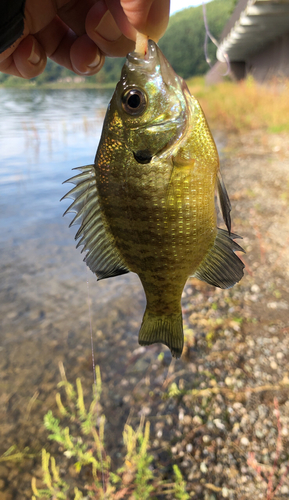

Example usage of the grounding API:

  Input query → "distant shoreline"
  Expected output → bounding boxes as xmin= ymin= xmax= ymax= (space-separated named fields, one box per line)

xmin=0 ymin=81 xmax=117 ymax=90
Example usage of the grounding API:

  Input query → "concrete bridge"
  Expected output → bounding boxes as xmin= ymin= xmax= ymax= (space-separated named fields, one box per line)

xmin=207 ymin=0 xmax=289 ymax=83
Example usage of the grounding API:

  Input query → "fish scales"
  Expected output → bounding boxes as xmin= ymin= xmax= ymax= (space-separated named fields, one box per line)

xmin=63 ymin=40 xmax=245 ymax=358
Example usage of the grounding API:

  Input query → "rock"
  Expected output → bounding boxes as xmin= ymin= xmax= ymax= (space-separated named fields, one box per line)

xmin=192 ymin=415 xmax=203 ymax=426
xmin=200 ymin=462 xmax=208 ymax=473
xmin=240 ymin=436 xmax=250 ymax=447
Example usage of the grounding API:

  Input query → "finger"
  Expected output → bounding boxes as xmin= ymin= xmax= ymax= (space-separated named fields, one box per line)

xmin=0 ymin=23 xmax=29 ymax=64
xmin=57 ymin=0 xmax=96 ymax=37
xmin=0 ymin=34 xmax=47 ymax=78
xmin=86 ymin=1 xmax=135 ymax=57
xmin=35 ymin=16 xmax=104 ymax=75
xmin=70 ymin=35 xmax=105 ymax=75
xmin=105 ymin=0 xmax=137 ymax=41
xmin=120 ymin=0 xmax=170 ymax=41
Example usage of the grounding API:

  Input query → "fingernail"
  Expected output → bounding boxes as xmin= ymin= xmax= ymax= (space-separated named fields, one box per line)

xmin=87 ymin=52 xmax=101 ymax=69
xmin=28 ymin=41 xmax=41 ymax=65
xmin=95 ymin=10 xmax=122 ymax=42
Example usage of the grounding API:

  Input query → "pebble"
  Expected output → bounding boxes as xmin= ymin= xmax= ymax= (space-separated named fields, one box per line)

xmin=276 ymin=352 xmax=284 ymax=360
xmin=200 ymin=462 xmax=208 ymax=473
xmin=192 ymin=415 xmax=203 ymax=425
xmin=213 ymin=419 xmax=226 ymax=431
xmin=138 ymin=406 xmax=151 ymax=416
xmin=240 ymin=437 xmax=250 ymax=447
xmin=183 ymin=415 xmax=192 ymax=425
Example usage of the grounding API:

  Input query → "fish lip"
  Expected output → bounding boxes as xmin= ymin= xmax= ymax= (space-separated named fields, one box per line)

xmin=126 ymin=40 xmax=184 ymax=90
xmin=126 ymin=40 xmax=157 ymax=70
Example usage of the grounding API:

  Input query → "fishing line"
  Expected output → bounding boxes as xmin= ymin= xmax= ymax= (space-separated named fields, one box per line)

xmin=86 ymin=267 xmax=96 ymax=386
xmin=86 ymin=255 xmax=106 ymax=493
xmin=202 ymin=0 xmax=231 ymax=76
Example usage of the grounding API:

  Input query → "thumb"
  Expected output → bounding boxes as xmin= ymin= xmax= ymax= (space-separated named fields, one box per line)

xmin=120 ymin=0 xmax=170 ymax=41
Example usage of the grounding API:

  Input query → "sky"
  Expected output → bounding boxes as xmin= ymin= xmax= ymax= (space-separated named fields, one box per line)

xmin=170 ymin=0 xmax=210 ymax=16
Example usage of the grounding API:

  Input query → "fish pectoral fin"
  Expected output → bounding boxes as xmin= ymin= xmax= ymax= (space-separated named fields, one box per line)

xmin=217 ymin=172 xmax=231 ymax=234
xmin=138 ymin=309 xmax=184 ymax=358
xmin=193 ymin=228 xmax=245 ymax=289
xmin=62 ymin=165 xmax=130 ymax=280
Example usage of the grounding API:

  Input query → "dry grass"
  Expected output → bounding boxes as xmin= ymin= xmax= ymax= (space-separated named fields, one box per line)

xmin=187 ymin=76 xmax=289 ymax=134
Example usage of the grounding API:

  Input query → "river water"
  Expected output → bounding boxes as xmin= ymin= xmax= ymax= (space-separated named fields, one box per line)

xmin=0 ymin=88 xmax=150 ymax=475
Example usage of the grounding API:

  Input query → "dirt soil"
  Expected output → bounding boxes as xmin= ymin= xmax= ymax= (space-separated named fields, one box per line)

xmin=0 ymin=130 xmax=289 ymax=499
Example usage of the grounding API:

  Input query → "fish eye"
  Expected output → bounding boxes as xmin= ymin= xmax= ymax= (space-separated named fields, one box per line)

xmin=122 ymin=89 xmax=146 ymax=116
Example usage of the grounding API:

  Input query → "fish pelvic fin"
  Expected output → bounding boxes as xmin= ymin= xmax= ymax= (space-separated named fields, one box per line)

xmin=193 ymin=228 xmax=245 ymax=289
xmin=62 ymin=165 xmax=130 ymax=280
xmin=139 ymin=309 xmax=184 ymax=358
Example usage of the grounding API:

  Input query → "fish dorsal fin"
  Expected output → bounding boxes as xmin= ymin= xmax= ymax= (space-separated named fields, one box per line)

xmin=193 ymin=228 xmax=245 ymax=289
xmin=62 ymin=165 xmax=130 ymax=280
xmin=217 ymin=172 xmax=231 ymax=234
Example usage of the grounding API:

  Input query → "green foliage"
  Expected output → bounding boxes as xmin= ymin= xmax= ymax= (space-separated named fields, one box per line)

xmin=0 ymin=445 xmax=35 ymax=463
xmin=172 ymin=465 xmax=190 ymax=500
xmin=31 ymin=363 xmax=189 ymax=499
xmin=167 ymin=382 xmax=181 ymax=397
xmin=159 ymin=0 xmax=237 ymax=79
xmin=0 ymin=0 xmax=237 ymax=87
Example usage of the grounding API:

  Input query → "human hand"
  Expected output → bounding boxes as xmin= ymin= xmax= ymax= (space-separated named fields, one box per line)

xmin=0 ymin=0 xmax=170 ymax=79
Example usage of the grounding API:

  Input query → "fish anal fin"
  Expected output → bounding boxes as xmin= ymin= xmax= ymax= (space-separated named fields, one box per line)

xmin=217 ymin=172 xmax=231 ymax=234
xmin=62 ymin=165 xmax=130 ymax=280
xmin=139 ymin=309 xmax=184 ymax=358
xmin=193 ymin=228 xmax=245 ymax=289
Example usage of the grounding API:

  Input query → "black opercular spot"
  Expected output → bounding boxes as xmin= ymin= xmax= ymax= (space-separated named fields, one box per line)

xmin=133 ymin=150 xmax=152 ymax=164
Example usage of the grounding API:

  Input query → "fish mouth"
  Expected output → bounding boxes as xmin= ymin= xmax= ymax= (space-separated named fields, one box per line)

xmin=126 ymin=40 xmax=187 ymax=91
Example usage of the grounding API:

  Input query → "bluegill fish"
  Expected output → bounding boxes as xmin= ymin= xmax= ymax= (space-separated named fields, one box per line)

xmin=63 ymin=40 xmax=244 ymax=358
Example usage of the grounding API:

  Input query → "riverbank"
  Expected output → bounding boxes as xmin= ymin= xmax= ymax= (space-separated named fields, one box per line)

xmin=0 ymin=127 xmax=288 ymax=499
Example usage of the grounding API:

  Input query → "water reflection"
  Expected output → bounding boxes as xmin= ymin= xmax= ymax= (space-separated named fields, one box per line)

xmin=0 ymin=89 xmax=110 ymax=239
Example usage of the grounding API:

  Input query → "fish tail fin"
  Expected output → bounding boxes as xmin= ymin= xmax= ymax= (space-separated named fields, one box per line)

xmin=138 ymin=309 xmax=184 ymax=358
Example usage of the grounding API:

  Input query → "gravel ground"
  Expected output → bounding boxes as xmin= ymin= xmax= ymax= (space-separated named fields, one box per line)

xmin=0 ymin=130 xmax=289 ymax=499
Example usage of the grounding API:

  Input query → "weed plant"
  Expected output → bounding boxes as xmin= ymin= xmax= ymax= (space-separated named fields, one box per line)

xmin=31 ymin=363 xmax=189 ymax=500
